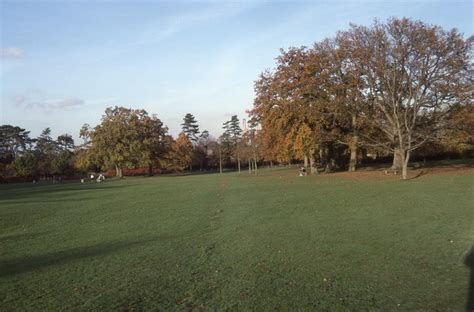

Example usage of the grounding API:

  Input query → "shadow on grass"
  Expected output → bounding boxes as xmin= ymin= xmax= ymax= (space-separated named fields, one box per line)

xmin=420 ymin=158 xmax=474 ymax=168
xmin=405 ymin=162 xmax=474 ymax=180
xmin=465 ymin=246 xmax=474 ymax=312
xmin=166 ymin=169 xmax=235 ymax=178
xmin=0 ymin=231 xmax=49 ymax=242
xmin=0 ymin=183 xmax=133 ymax=202
xmin=5 ymin=192 xmax=124 ymax=206
xmin=0 ymin=236 xmax=164 ymax=278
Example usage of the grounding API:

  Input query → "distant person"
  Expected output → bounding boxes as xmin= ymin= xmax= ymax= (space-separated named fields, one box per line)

xmin=97 ymin=173 xmax=105 ymax=182
xmin=299 ymin=167 xmax=307 ymax=176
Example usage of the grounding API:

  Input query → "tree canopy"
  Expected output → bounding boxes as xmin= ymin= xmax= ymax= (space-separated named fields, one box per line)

xmin=250 ymin=17 xmax=473 ymax=179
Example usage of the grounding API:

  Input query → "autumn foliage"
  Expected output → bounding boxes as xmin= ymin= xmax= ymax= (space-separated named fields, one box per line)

xmin=250 ymin=18 xmax=473 ymax=179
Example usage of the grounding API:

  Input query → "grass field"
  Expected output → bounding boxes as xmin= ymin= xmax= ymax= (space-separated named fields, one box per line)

xmin=1 ymin=167 xmax=473 ymax=311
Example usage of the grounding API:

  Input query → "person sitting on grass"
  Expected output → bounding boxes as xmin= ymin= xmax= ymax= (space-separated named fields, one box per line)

xmin=299 ymin=167 xmax=307 ymax=176
xmin=96 ymin=173 xmax=105 ymax=182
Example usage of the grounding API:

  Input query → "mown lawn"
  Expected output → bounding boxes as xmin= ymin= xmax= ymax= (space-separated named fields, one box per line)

xmin=1 ymin=167 xmax=473 ymax=311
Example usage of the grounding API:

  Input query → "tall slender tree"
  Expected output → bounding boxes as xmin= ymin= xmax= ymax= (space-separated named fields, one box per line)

xmin=181 ymin=113 xmax=200 ymax=143
xmin=223 ymin=115 xmax=243 ymax=173
xmin=35 ymin=128 xmax=57 ymax=177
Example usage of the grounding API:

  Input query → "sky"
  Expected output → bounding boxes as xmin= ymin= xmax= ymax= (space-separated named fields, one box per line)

xmin=1 ymin=0 xmax=472 ymax=141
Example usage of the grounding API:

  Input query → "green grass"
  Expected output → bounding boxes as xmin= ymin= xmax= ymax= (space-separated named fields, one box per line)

xmin=1 ymin=168 xmax=473 ymax=311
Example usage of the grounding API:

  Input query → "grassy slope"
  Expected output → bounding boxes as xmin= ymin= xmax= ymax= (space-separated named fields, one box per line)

xmin=0 ymin=168 xmax=473 ymax=311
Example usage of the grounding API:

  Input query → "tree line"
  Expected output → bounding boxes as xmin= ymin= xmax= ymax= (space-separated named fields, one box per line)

xmin=1 ymin=18 xmax=472 ymax=182
xmin=249 ymin=18 xmax=473 ymax=179
xmin=0 ymin=110 xmax=259 ymax=181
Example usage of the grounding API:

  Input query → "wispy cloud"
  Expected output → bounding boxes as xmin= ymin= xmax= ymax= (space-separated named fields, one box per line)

xmin=138 ymin=2 xmax=257 ymax=43
xmin=1 ymin=47 xmax=25 ymax=59
xmin=86 ymin=98 xmax=117 ymax=105
xmin=67 ymin=1 xmax=262 ymax=66
xmin=12 ymin=90 xmax=85 ymax=112
xmin=19 ymin=98 xmax=84 ymax=111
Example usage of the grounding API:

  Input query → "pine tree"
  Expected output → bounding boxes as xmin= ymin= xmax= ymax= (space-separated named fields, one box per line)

xmin=222 ymin=115 xmax=243 ymax=173
xmin=181 ymin=113 xmax=200 ymax=143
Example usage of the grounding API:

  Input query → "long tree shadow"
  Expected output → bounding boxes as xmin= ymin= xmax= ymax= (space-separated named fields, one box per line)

xmin=0 ymin=183 xmax=133 ymax=202
xmin=0 ymin=236 xmax=168 ymax=278
xmin=166 ymin=169 xmax=235 ymax=178
xmin=0 ymin=231 xmax=49 ymax=242
xmin=6 ymin=192 xmax=124 ymax=206
xmin=465 ymin=246 xmax=474 ymax=312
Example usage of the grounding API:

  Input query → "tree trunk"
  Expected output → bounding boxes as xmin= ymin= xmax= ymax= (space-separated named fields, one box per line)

xmin=304 ymin=155 xmax=309 ymax=169
xmin=348 ymin=136 xmax=358 ymax=172
xmin=310 ymin=155 xmax=316 ymax=174
xmin=348 ymin=146 xmax=357 ymax=172
xmin=319 ymin=146 xmax=325 ymax=170
xmin=219 ymin=150 xmax=223 ymax=174
xmin=324 ymin=146 xmax=332 ymax=173
xmin=248 ymin=159 xmax=251 ymax=173
xmin=254 ymin=158 xmax=258 ymax=174
xmin=392 ymin=148 xmax=403 ymax=171
xmin=348 ymin=115 xmax=358 ymax=172
xmin=238 ymin=156 xmax=241 ymax=174
xmin=402 ymin=150 xmax=410 ymax=180
xmin=115 ymin=164 xmax=123 ymax=178
xmin=148 ymin=164 xmax=153 ymax=176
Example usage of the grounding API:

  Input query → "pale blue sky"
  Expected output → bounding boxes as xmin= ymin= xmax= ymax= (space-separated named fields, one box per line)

xmin=1 ymin=0 xmax=472 ymax=141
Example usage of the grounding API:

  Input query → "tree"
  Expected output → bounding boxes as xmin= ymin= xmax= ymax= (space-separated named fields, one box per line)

xmin=74 ymin=147 xmax=97 ymax=174
xmin=195 ymin=130 xmax=212 ymax=170
xmin=181 ymin=113 xmax=200 ymax=143
xmin=90 ymin=107 xmax=144 ymax=177
xmin=88 ymin=107 xmax=170 ymax=177
xmin=12 ymin=150 xmax=37 ymax=177
xmin=240 ymin=120 xmax=262 ymax=174
xmin=79 ymin=124 xmax=92 ymax=147
xmin=51 ymin=134 xmax=75 ymax=176
xmin=75 ymin=124 xmax=97 ymax=174
xmin=348 ymin=18 xmax=473 ymax=179
xmin=170 ymin=132 xmax=193 ymax=171
xmin=134 ymin=114 xmax=169 ymax=175
xmin=35 ymin=128 xmax=57 ymax=177
xmin=218 ymin=132 xmax=231 ymax=173
xmin=222 ymin=115 xmax=243 ymax=173
xmin=316 ymin=35 xmax=368 ymax=172
xmin=247 ymin=118 xmax=263 ymax=173
xmin=441 ymin=104 xmax=474 ymax=156
xmin=292 ymin=123 xmax=317 ymax=171
xmin=52 ymin=150 xmax=75 ymax=176
xmin=250 ymin=70 xmax=283 ymax=164
xmin=250 ymin=47 xmax=338 ymax=173
xmin=0 ymin=125 xmax=34 ymax=164
xmin=57 ymin=134 xmax=75 ymax=151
